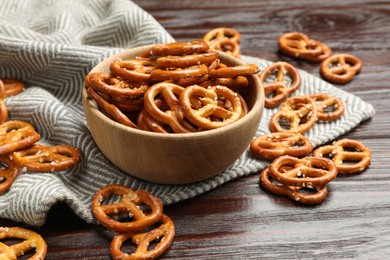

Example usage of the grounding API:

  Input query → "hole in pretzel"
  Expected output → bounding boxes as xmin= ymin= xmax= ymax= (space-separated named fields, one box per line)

xmin=0 ymin=161 xmax=10 ymax=171
xmin=101 ymin=194 xmax=153 ymax=222
xmin=320 ymin=152 xmax=334 ymax=160
xmin=118 ymin=221 xmax=163 ymax=255
xmin=0 ymin=162 xmax=10 ymax=184
xmin=297 ymin=187 xmax=318 ymax=195
xmin=264 ymin=70 xmax=293 ymax=87
xmin=276 ymin=117 xmax=291 ymax=131
xmin=322 ymin=105 xmax=337 ymax=113
xmin=342 ymin=145 xmax=360 ymax=153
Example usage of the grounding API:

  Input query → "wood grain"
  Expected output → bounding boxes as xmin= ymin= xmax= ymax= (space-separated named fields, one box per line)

xmin=1 ymin=0 xmax=390 ymax=259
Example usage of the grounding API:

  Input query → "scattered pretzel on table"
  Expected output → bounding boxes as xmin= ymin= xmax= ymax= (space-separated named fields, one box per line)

xmin=0 ymin=78 xmax=82 ymax=198
xmin=304 ymin=40 xmax=332 ymax=63
xmin=0 ymin=226 xmax=47 ymax=259
xmin=91 ymin=184 xmax=175 ymax=259
xmin=208 ymin=39 xmax=241 ymax=59
xmin=203 ymin=27 xmax=241 ymax=58
xmin=250 ymin=132 xmax=313 ymax=161
xmin=0 ymin=120 xmax=40 ymax=155
xmin=309 ymin=93 xmax=345 ymax=121
xmin=268 ymin=155 xmax=338 ymax=189
xmin=110 ymin=214 xmax=175 ymax=260
xmin=320 ymin=53 xmax=363 ymax=84
xmin=203 ymin=28 xmax=241 ymax=44
xmin=278 ymin=32 xmax=332 ymax=62
xmin=10 ymin=143 xmax=82 ymax=172
xmin=91 ymin=184 xmax=164 ymax=233
xmin=269 ymin=96 xmax=318 ymax=134
xmin=258 ymin=61 xmax=301 ymax=108
xmin=312 ymin=138 xmax=371 ymax=174
xmin=259 ymin=167 xmax=328 ymax=204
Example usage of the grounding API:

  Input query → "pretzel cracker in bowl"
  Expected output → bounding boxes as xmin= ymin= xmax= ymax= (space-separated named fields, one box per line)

xmin=82 ymin=40 xmax=265 ymax=184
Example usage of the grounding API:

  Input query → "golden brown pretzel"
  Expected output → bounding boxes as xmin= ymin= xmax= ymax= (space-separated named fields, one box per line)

xmin=86 ymin=72 xmax=149 ymax=99
xmin=209 ymin=64 xmax=259 ymax=79
xmin=258 ymin=61 xmax=301 ymax=108
xmin=260 ymin=167 xmax=328 ymax=205
xmin=269 ymin=96 xmax=318 ymax=134
xmin=144 ymin=82 xmax=195 ymax=133
xmin=250 ymin=132 xmax=313 ymax=161
xmin=203 ymin=27 xmax=241 ymax=58
xmin=0 ymin=227 xmax=47 ymax=259
xmin=203 ymin=27 xmax=241 ymax=44
xmin=200 ymin=76 xmax=249 ymax=90
xmin=110 ymin=214 xmax=175 ymax=260
xmin=110 ymin=58 xmax=157 ymax=82
xmin=262 ymin=82 xmax=289 ymax=109
xmin=303 ymin=40 xmax=332 ymax=63
xmin=171 ymin=73 xmax=209 ymax=87
xmin=11 ymin=143 xmax=82 ymax=172
xmin=269 ymin=155 xmax=338 ymax=188
xmin=0 ymin=79 xmax=5 ymax=100
xmin=0 ymin=100 xmax=7 ymax=125
xmin=0 ymin=120 xmax=40 ymax=155
xmin=1 ymin=78 xmax=25 ymax=97
xmin=138 ymin=98 xmax=199 ymax=133
xmin=208 ymin=38 xmax=241 ymax=58
xmin=137 ymin=108 xmax=169 ymax=133
xmin=149 ymin=40 xmax=210 ymax=57
xmin=86 ymin=87 xmax=138 ymax=128
xmin=91 ymin=184 xmax=163 ymax=233
xmin=0 ymin=156 xmax=20 ymax=194
xmin=136 ymin=108 xmax=152 ymax=132
xmin=180 ymin=85 xmax=243 ymax=130
xmin=320 ymin=53 xmax=363 ymax=84
xmin=156 ymin=49 xmax=218 ymax=68
xmin=149 ymin=64 xmax=209 ymax=82
xmin=0 ymin=81 xmax=8 ymax=125
xmin=309 ymin=93 xmax=345 ymax=121
xmin=107 ymin=95 xmax=144 ymax=112
xmin=214 ymin=92 xmax=248 ymax=118
xmin=278 ymin=32 xmax=323 ymax=59
xmin=312 ymin=138 xmax=371 ymax=174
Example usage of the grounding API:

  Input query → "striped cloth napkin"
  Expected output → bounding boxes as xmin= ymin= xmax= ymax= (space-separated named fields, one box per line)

xmin=0 ymin=0 xmax=375 ymax=226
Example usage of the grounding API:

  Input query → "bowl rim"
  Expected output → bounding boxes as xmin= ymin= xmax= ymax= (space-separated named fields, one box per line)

xmin=82 ymin=45 xmax=264 ymax=139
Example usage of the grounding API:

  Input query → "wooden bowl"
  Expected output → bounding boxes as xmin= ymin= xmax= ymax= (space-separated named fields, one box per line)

xmin=82 ymin=45 xmax=264 ymax=184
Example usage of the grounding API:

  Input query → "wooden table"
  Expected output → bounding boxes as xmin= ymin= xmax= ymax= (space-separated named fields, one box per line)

xmin=1 ymin=0 xmax=389 ymax=258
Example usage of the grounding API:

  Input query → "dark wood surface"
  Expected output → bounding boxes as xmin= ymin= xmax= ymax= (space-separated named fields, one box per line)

xmin=1 ymin=0 xmax=390 ymax=259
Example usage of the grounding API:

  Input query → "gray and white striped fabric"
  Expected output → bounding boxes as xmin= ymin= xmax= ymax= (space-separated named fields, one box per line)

xmin=0 ymin=0 xmax=375 ymax=226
